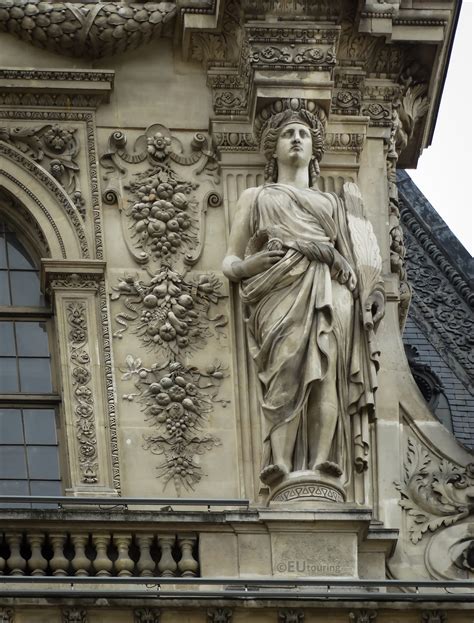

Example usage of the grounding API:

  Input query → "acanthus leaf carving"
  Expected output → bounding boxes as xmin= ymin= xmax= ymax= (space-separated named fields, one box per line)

xmin=121 ymin=356 xmax=227 ymax=494
xmin=207 ymin=608 xmax=233 ymax=623
xmin=395 ymin=438 xmax=474 ymax=544
xmin=134 ymin=609 xmax=161 ymax=623
xmin=111 ymin=267 xmax=227 ymax=357
xmin=278 ymin=610 xmax=304 ymax=623
xmin=348 ymin=610 xmax=377 ymax=623
xmin=421 ymin=611 xmax=447 ymax=623
xmin=0 ymin=609 xmax=14 ymax=623
xmin=62 ymin=609 xmax=87 ymax=623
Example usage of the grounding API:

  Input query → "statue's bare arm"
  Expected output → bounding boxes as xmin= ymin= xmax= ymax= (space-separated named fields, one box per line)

xmin=222 ymin=187 xmax=284 ymax=282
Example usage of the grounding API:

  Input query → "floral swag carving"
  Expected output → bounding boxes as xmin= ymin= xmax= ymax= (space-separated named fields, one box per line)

xmin=0 ymin=1 xmax=177 ymax=59
xmin=122 ymin=356 xmax=227 ymax=494
xmin=396 ymin=438 xmax=474 ymax=544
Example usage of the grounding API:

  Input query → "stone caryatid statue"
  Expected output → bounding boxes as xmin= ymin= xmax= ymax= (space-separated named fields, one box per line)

xmin=223 ymin=100 xmax=385 ymax=502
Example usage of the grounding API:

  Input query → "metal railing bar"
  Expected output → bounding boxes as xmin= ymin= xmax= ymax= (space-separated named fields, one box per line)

xmin=0 ymin=495 xmax=250 ymax=508
xmin=0 ymin=589 xmax=472 ymax=602
xmin=0 ymin=576 xmax=472 ymax=588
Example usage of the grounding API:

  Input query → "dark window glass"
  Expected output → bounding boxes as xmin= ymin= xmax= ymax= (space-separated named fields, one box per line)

xmin=24 ymin=409 xmax=57 ymax=445
xmin=0 ymin=322 xmax=15 ymax=356
xmin=0 ymin=447 xmax=28 ymax=479
xmin=0 ymin=358 xmax=19 ymax=392
xmin=0 ymin=270 xmax=10 ymax=305
xmin=26 ymin=446 xmax=60 ymax=480
xmin=18 ymin=358 xmax=52 ymax=393
xmin=16 ymin=321 xmax=50 ymax=357
xmin=10 ymin=271 xmax=43 ymax=306
xmin=0 ymin=409 xmax=23 ymax=443
xmin=6 ymin=232 xmax=35 ymax=269
xmin=0 ymin=231 xmax=7 ymax=269
xmin=30 ymin=480 xmax=62 ymax=496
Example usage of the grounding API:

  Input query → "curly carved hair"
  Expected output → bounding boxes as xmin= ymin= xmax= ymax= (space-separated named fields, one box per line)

xmin=261 ymin=108 xmax=325 ymax=186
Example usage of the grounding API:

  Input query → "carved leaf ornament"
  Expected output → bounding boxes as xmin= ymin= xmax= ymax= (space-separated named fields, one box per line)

xmin=0 ymin=0 xmax=177 ymax=59
xmin=396 ymin=438 xmax=474 ymax=544
xmin=122 ymin=356 xmax=227 ymax=494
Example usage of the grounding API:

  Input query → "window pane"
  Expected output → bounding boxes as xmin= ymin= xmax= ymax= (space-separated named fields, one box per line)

xmin=16 ymin=321 xmax=50 ymax=357
xmin=0 ymin=409 xmax=23 ymax=443
xmin=27 ymin=446 xmax=60 ymax=480
xmin=0 ymin=231 xmax=7 ymax=268
xmin=10 ymin=271 xmax=43 ymax=306
xmin=30 ymin=480 xmax=62 ymax=496
xmin=24 ymin=409 xmax=57 ymax=444
xmin=0 ymin=358 xmax=19 ymax=392
xmin=18 ymin=358 xmax=52 ymax=393
xmin=0 ymin=270 xmax=11 ymax=305
xmin=6 ymin=232 xmax=35 ymax=269
xmin=0 ymin=446 xmax=27 ymax=479
xmin=0 ymin=479 xmax=30 ymax=508
xmin=0 ymin=322 xmax=15 ymax=356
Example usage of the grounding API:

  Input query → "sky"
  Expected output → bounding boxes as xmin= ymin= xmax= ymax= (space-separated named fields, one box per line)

xmin=408 ymin=1 xmax=473 ymax=256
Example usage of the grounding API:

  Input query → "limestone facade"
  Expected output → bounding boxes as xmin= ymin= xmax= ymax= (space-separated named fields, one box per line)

xmin=0 ymin=0 xmax=472 ymax=621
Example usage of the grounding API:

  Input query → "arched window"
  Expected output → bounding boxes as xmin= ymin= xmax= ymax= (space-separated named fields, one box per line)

xmin=0 ymin=216 xmax=62 ymax=500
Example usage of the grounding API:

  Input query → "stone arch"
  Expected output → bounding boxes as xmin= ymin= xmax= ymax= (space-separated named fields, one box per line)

xmin=0 ymin=140 xmax=89 ymax=259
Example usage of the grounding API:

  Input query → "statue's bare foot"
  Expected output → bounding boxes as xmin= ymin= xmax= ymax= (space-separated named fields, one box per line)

xmin=316 ymin=461 xmax=343 ymax=477
xmin=260 ymin=464 xmax=287 ymax=485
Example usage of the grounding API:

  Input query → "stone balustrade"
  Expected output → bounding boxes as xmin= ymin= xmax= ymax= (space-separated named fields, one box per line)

xmin=0 ymin=530 xmax=199 ymax=577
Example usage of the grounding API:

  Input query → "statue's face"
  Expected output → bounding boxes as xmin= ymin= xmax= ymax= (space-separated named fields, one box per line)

xmin=275 ymin=122 xmax=312 ymax=169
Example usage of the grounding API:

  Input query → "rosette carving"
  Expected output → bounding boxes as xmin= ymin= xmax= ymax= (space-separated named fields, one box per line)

xmin=0 ymin=1 xmax=177 ymax=59
xmin=122 ymin=356 xmax=227 ymax=493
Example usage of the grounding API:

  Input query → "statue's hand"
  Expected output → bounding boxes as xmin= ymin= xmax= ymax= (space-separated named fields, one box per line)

xmin=331 ymin=252 xmax=357 ymax=291
xmin=234 ymin=250 xmax=286 ymax=279
xmin=363 ymin=289 xmax=385 ymax=329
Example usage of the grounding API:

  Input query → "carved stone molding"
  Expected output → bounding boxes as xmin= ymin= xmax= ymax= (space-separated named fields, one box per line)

xmin=348 ymin=611 xmax=377 ymax=623
xmin=62 ymin=610 xmax=87 ymax=623
xmin=396 ymin=438 xmax=474 ymax=544
xmin=0 ymin=1 xmax=177 ymax=59
xmin=0 ymin=69 xmax=114 ymax=108
xmin=121 ymin=355 xmax=227 ymax=494
xmin=207 ymin=608 xmax=232 ymax=623
xmin=0 ymin=609 xmax=14 ymax=623
xmin=134 ymin=609 xmax=161 ymax=623
xmin=278 ymin=610 xmax=304 ymax=623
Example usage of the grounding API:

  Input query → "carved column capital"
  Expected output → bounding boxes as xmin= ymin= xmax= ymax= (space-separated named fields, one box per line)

xmin=41 ymin=259 xmax=106 ymax=296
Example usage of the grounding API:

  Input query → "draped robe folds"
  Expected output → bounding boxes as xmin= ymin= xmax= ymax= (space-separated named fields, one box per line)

xmin=239 ymin=184 xmax=379 ymax=482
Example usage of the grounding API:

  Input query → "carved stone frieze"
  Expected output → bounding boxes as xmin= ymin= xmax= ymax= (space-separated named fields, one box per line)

xmin=242 ymin=0 xmax=341 ymax=19
xmin=348 ymin=611 xmax=377 ymax=623
xmin=121 ymin=355 xmax=227 ymax=494
xmin=207 ymin=608 xmax=233 ymax=623
xmin=0 ymin=123 xmax=84 ymax=215
xmin=67 ymin=301 xmax=99 ymax=485
xmin=62 ymin=609 xmax=87 ymax=623
xmin=0 ymin=109 xmax=103 ymax=260
xmin=134 ymin=609 xmax=161 ymax=623
xmin=111 ymin=267 xmax=227 ymax=356
xmin=396 ymin=438 xmax=474 ymax=544
xmin=278 ymin=610 xmax=304 ymax=623
xmin=0 ymin=0 xmax=177 ymax=59
xmin=0 ymin=609 xmax=14 ymax=623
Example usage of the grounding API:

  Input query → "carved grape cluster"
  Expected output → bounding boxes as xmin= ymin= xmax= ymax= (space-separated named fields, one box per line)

xmin=122 ymin=357 xmax=227 ymax=493
xmin=127 ymin=169 xmax=197 ymax=262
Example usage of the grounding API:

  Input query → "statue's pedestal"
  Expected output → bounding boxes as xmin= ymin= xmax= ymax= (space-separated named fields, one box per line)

xmin=267 ymin=470 xmax=346 ymax=507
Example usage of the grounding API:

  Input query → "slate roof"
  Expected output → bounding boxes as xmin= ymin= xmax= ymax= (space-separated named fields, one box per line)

xmin=398 ymin=170 xmax=474 ymax=449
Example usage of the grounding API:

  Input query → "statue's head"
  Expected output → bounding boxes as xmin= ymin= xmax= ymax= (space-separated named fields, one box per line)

xmin=259 ymin=100 xmax=325 ymax=186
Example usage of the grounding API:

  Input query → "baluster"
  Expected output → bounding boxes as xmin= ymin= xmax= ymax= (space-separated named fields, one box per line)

xmin=92 ymin=534 xmax=113 ymax=577
xmin=177 ymin=534 xmax=198 ymax=577
xmin=6 ymin=533 xmax=26 ymax=576
xmin=27 ymin=533 xmax=47 ymax=576
xmin=136 ymin=533 xmax=155 ymax=577
xmin=114 ymin=533 xmax=134 ymax=577
xmin=71 ymin=533 xmax=91 ymax=577
xmin=157 ymin=535 xmax=177 ymax=577
xmin=49 ymin=533 xmax=69 ymax=576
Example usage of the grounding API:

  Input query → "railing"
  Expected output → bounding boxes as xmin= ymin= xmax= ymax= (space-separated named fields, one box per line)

xmin=0 ymin=577 xmax=472 ymax=601
xmin=0 ymin=496 xmax=250 ymax=510
xmin=0 ymin=531 xmax=198 ymax=578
